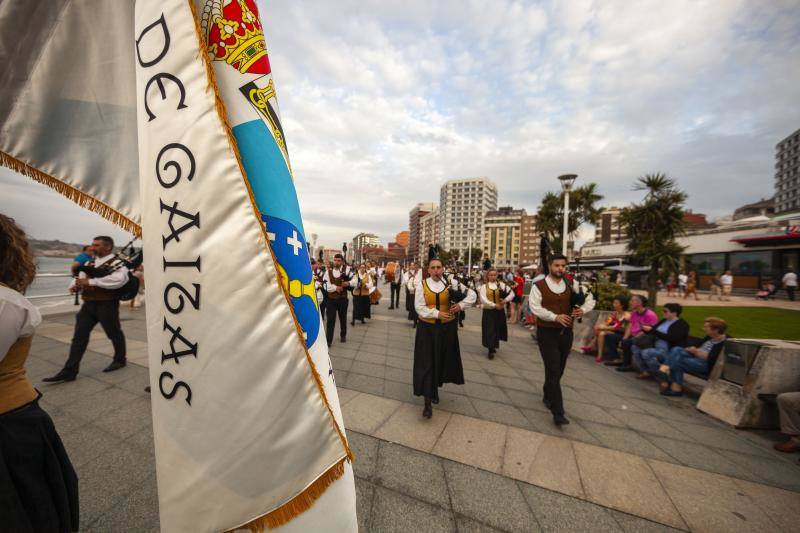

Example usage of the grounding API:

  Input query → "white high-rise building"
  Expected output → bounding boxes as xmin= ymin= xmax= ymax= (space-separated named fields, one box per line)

xmin=439 ymin=177 xmax=498 ymax=254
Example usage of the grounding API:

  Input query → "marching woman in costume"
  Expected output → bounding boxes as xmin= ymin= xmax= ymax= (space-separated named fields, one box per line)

xmin=479 ymin=268 xmax=515 ymax=359
xmin=413 ymin=258 xmax=476 ymax=419
xmin=0 ymin=214 xmax=79 ymax=532
xmin=351 ymin=263 xmax=375 ymax=325
xmin=406 ymin=262 xmax=420 ymax=328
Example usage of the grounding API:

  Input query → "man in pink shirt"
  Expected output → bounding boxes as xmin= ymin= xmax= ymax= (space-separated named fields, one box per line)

xmin=605 ymin=294 xmax=658 ymax=372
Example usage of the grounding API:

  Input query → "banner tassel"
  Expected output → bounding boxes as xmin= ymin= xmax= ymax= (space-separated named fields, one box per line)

xmin=229 ymin=458 xmax=347 ymax=532
xmin=0 ymin=150 xmax=141 ymax=237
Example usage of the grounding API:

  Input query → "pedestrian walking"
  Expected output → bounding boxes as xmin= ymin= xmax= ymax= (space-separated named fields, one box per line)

xmin=323 ymin=254 xmax=352 ymax=346
xmin=479 ymin=268 xmax=514 ymax=359
xmin=413 ymin=258 xmax=476 ymax=419
xmin=0 ymin=214 xmax=79 ymax=532
xmin=44 ymin=235 xmax=129 ymax=383
xmin=528 ymin=254 xmax=595 ymax=425
xmin=783 ymin=269 xmax=797 ymax=301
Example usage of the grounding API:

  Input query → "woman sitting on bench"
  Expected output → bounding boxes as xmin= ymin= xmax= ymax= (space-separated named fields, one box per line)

xmin=657 ymin=317 xmax=728 ymax=397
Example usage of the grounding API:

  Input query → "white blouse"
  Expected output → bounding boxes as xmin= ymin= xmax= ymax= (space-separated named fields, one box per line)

xmin=0 ymin=285 xmax=42 ymax=358
xmin=478 ymin=282 xmax=515 ymax=309
xmin=414 ymin=277 xmax=477 ymax=319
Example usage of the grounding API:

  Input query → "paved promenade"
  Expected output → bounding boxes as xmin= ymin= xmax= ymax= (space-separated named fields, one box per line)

xmin=26 ymin=296 xmax=800 ymax=532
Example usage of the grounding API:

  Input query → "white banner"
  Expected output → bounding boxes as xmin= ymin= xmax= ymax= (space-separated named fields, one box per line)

xmin=135 ymin=0 xmax=355 ymax=531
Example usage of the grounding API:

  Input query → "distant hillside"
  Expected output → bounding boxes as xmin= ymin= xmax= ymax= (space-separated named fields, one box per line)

xmin=30 ymin=238 xmax=85 ymax=258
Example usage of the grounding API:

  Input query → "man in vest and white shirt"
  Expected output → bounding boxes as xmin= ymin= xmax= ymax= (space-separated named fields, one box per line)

xmin=529 ymin=254 xmax=595 ymax=425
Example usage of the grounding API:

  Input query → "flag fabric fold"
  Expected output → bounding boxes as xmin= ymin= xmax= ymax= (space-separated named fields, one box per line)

xmin=1 ymin=0 xmax=357 ymax=531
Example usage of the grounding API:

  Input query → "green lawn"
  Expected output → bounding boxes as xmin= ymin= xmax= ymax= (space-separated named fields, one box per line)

xmin=679 ymin=307 xmax=800 ymax=341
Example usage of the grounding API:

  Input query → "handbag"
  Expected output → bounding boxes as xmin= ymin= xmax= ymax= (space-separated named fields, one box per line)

xmin=633 ymin=333 xmax=655 ymax=349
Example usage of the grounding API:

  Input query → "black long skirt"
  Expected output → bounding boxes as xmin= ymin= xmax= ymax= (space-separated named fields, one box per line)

xmin=405 ymin=289 xmax=417 ymax=322
xmin=353 ymin=295 xmax=371 ymax=321
xmin=482 ymin=309 xmax=508 ymax=350
xmin=413 ymin=320 xmax=464 ymax=400
xmin=0 ymin=398 xmax=79 ymax=533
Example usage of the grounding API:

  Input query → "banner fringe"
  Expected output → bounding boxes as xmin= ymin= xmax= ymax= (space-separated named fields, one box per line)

xmin=227 ymin=458 xmax=347 ymax=532
xmin=0 ymin=150 xmax=142 ymax=237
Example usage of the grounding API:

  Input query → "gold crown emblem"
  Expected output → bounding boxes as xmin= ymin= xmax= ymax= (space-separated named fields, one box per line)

xmin=201 ymin=0 xmax=269 ymax=74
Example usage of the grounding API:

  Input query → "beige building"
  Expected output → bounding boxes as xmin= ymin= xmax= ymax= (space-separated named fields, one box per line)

xmin=419 ymin=207 xmax=440 ymax=264
xmin=321 ymin=248 xmax=342 ymax=264
xmin=483 ymin=206 xmax=525 ymax=269
xmin=352 ymin=232 xmax=379 ymax=263
xmin=594 ymin=207 xmax=627 ymax=244
xmin=519 ymin=214 xmax=539 ymax=267
xmin=439 ymin=177 xmax=498 ymax=253
xmin=408 ymin=203 xmax=436 ymax=264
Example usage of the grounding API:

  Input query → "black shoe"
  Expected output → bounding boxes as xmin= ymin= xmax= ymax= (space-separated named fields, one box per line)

xmin=340 ymin=337 xmax=346 ymax=343
xmin=488 ymin=349 xmax=495 ymax=360
xmin=389 ymin=306 xmax=394 ymax=310
xmin=42 ymin=372 xmax=76 ymax=383
xmin=144 ymin=386 xmax=151 ymax=393
xmin=350 ymin=320 xmax=355 ymax=326
xmin=103 ymin=361 xmax=126 ymax=373
xmin=431 ymin=397 xmax=439 ymax=405
xmin=361 ymin=320 xmax=366 ymax=324
xmin=553 ymin=414 xmax=570 ymax=426
xmin=616 ymin=365 xmax=635 ymax=372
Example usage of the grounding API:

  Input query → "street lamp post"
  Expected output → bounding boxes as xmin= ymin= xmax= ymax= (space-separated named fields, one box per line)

xmin=467 ymin=225 xmax=475 ymax=278
xmin=557 ymin=174 xmax=578 ymax=258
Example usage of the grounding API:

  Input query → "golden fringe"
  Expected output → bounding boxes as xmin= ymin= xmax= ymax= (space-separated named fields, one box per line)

xmin=186 ymin=0 xmax=353 ymax=526
xmin=0 ymin=151 xmax=141 ymax=237
xmin=227 ymin=458 xmax=347 ymax=532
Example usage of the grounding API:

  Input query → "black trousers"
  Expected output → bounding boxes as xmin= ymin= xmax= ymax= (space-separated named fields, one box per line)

xmin=619 ymin=337 xmax=636 ymax=366
xmin=389 ymin=283 xmax=401 ymax=307
xmin=536 ymin=327 xmax=573 ymax=416
xmin=64 ymin=300 xmax=126 ymax=376
xmin=325 ymin=297 xmax=348 ymax=345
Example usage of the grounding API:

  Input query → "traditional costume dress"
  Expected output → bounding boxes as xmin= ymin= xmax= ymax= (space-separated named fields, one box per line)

xmin=324 ymin=265 xmax=352 ymax=346
xmin=413 ymin=275 xmax=476 ymax=412
xmin=405 ymin=268 xmax=420 ymax=327
xmin=0 ymin=284 xmax=79 ymax=532
xmin=351 ymin=271 xmax=375 ymax=325
xmin=479 ymin=280 xmax=515 ymax=358
xmin=529 ymin=275 xmax=595 ymax=423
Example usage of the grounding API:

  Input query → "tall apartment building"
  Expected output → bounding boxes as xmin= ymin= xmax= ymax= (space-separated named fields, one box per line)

xmin=594 ymin=207 xmax=627 ymax=243
xmin=519 ymin=214 xmax=539 ymax=267
xmin=352 ymin=232 xmax=379 ymax=263
xmin=419 ymin=207 xmax=440 ymax=264
xmin=408 ymin=203 xmax=437 ymax=263
xmin=775 ymin=127 xmax=800 ymax=214
xmin=439 ymin=177 xmax=498 ymax=254
xmin=483 ymin=206 xmax=525 ymax=269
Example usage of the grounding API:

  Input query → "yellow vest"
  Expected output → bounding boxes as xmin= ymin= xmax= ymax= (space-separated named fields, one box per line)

xmin=419 ymin=278 xmax=453 ymax=324
xmin=353 ymin=273 xmax=371 ymax=296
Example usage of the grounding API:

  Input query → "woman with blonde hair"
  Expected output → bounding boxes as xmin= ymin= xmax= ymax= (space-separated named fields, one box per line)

xmin=0 ymin=214 xmax=79 ymax=532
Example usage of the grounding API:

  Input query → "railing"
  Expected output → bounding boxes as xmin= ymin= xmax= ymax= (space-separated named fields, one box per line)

xmin=29 ymin=272 xmax=74 ymax=302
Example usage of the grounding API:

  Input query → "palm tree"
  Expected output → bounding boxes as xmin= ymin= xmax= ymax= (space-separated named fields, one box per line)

xmin=536 ymin=183 xmax=603 ymax=254
xmin=619 ymin=173 xmax=687 ymax=306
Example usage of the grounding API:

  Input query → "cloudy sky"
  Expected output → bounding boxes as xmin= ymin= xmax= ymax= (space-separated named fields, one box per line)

xmin=2 ymin=0 xmax=799 ymax=248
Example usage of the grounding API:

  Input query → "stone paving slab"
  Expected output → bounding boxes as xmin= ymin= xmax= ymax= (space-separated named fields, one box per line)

xmin=23 ymin=300 xmax=800 ymax=531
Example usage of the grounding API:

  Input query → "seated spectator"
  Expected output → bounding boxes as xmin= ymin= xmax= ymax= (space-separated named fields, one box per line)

xmin=774 ymin=392 xmax=800 ymax=459
xmin=632 ymin=303 xmax=689 ymax=380
xmin=607 ymin=294 xmax=658 ymax=371
xmin=756 ymin=281 xmax=777 ymax=300
xmin=592 ymin=297 xmax=629 ymax=363
xmin=658 ymin=317 xmax=728 ymax=397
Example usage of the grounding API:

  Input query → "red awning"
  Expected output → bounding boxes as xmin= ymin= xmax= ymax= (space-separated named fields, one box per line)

xmin=732 ymin=231 xmax=800 ymax=245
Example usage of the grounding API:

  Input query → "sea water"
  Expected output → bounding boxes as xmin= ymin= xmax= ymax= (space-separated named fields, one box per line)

xmin=29 ymin=257 xmax=75 ymax=308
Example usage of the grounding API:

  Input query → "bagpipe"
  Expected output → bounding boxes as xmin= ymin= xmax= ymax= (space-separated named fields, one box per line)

xmin=74 ymin=239 xmax=143 ymax=301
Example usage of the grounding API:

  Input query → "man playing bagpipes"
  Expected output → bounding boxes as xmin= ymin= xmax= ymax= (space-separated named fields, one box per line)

xmin=478 ymin=268 xmax=515 ymax=359
xmin=44 ymin=236 xmax=136 ymax=382
xmin=351 ymin=263 xmax=376 ymax=326
xmin=323 ymin=253 xmax=353 ymax=346
xmin=413 ymin=253 xmax=476 ymax=419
